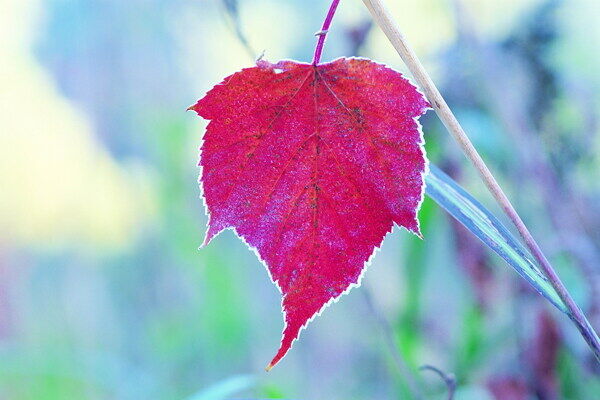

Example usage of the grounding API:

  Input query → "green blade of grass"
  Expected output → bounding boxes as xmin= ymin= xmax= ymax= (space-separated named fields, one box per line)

xmin=425 ymin=164 xmax=567 ymax=313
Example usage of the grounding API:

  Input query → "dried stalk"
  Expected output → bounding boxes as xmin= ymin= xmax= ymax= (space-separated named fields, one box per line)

xmin=360 ymin=0 xmax=600 ymax=363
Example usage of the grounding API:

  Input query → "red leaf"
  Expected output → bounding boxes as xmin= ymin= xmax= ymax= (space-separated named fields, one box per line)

xmin=190 ymin=57 xmax=429 ymax=368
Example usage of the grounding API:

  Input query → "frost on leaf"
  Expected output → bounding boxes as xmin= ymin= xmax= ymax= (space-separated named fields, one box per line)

xmin=190 ymin=57 xmax=429 ymax=368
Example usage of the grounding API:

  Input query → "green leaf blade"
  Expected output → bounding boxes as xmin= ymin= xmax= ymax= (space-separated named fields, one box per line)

xmin=425 ymin=164 xmax=567 ymax=313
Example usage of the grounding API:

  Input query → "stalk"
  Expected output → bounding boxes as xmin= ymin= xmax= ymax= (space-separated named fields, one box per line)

xmin=360 ymin=0 xmax=600 ymax=363
xmin=312 ymin=0 xmax=341 ymax=65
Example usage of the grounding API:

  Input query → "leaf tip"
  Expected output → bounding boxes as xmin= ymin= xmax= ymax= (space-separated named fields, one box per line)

xmin=200 ymin=236 xmax=212 ymax=249
xmin=264 ymin=362 xmax=274 ymax=372
xmin=415 ymin=229 xmax=424 ymax=240
xmin=187 ymin=102 xmax=204 ymax=115
xmin=404 ymin=218 xmax=423 ymax=239
xmin=201 ymin=224 xmax=222 ymax=248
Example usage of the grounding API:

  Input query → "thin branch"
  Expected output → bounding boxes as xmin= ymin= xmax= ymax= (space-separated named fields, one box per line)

xmin=362 ymin=289 xmax=424 ymax=400
xmin=360 ymin=0 xmax=600 ymax=364
xmin=220 ymin=0 xmax=256 ymax=60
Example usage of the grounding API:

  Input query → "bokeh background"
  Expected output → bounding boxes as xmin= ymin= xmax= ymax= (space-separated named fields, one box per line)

xmin=1 ymin=0 xmax=600 ymax=398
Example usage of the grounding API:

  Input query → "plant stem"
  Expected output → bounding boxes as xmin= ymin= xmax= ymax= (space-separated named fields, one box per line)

xmin=312 ymin=0 xmax=341 ymax=65
xmin=362 ymin=289 xmax=424 ymax=400
xmin=419 ymin=365 xmax=456 ymax=400
xmin=361 ymin=0 xmax=600 ymax=364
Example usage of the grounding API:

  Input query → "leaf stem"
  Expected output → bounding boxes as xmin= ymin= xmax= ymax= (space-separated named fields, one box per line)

xmin=360 ymin=0 xmax=600 ymax=364
xmin=312 ymin=0 xmax=341 ymax=65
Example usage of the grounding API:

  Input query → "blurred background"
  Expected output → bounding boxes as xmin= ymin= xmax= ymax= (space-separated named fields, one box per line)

xmin=1 ymin=0 xmax=600 ymax=398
